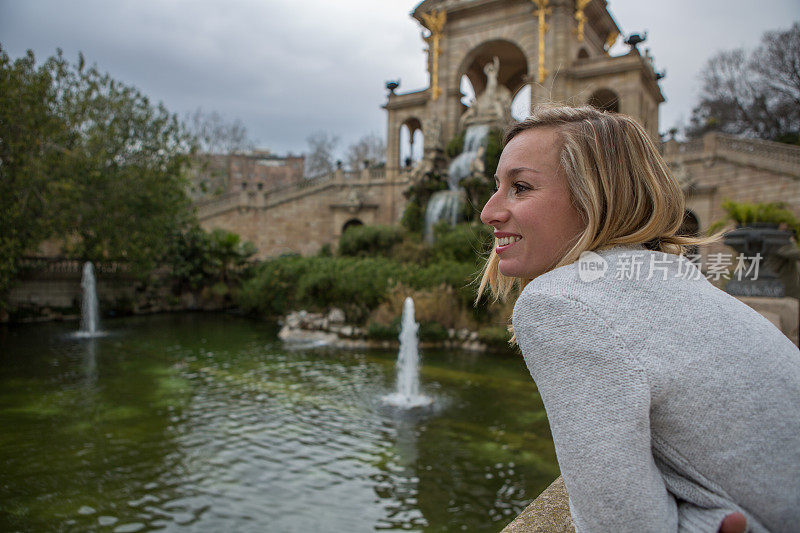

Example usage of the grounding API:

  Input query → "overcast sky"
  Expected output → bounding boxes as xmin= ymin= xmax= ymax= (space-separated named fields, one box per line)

xmin=1 ymin=0 xmax=798 ymax=157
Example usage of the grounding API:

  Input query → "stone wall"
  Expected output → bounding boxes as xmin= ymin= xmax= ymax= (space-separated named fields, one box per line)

xmin=6 ymin=259 xmax=139 ymax=322
xmin=4 ymin=258 xmax=237 ymax=323
xmin=196 ymin=168 xmax=409 ymax=259
xmin=189 ymin=151 xmax=305 ymax=202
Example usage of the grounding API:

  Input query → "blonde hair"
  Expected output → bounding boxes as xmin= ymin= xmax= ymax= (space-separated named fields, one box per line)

xmin=477 ymin=105 xmax=722 ymax=303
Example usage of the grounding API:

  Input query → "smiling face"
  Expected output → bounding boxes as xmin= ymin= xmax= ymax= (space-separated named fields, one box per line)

xmin=480 ymin=127 xmax=586 ymax=279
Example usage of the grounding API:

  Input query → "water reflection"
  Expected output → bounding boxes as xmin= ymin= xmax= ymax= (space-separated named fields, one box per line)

xmin=0 ymin=314 xmax=558 ymax=531
xmin=82 ymin=337 xmax=97 ymax=388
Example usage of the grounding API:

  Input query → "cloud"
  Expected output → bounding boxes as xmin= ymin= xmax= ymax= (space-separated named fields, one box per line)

xmin=1 ymin=0 xmax=796 ymax=153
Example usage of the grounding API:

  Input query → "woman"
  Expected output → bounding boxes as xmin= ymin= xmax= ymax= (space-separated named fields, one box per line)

xmin=478 ymin=105 xmax=800 ymax=532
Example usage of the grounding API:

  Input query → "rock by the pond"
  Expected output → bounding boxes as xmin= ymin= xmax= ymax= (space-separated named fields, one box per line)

xmin=278 ymin=326 xmax=338 ymax=345
xmin=327 ymin=307 xmax=345 ymax=324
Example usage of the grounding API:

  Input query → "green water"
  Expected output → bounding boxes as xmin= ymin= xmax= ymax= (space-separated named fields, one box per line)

xmin=0 ymin=313 xmax=558 ymax=532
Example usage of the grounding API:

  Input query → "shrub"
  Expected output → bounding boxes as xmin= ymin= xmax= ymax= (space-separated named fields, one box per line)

xmin=388 ymin=238 xmax=431 ymax=265
xmin=410 ymin=260 xmax=480 ymax=313
xmin=165 ymin=225 xmax=257 ymax=293
xmin=370 ymin=283 xmax=477 ymax=331
xmin=419 ymin=321 xmax=449 ymax=342
xmin=366 ymin=319 xmax=400 ymax=340
xmin=339 ymin=224 xmax=405 ymax=257
xmin=402 ymin=171 xmax=449 ymax=233
xmin=294 ymin=256 xmax=410 ymax=323
xmin=478 ymin=325 xmax=516 ymax=353
xmin=431 ymin=223 xmax=493 ymax=264
xmin=708 ymin=200 xmax=800 ymax=240
xmin=446 ymin=130 xmax=466 ymax=158
xmin=239 ymin=255 xmax=407 ymax=322
xmin=401 ymin=197 xmax=424 ymax=233
xmin=237 ymin=255 xmax=311 ymax=316
xmin=237 ymin=229 xmax=504 ymax=328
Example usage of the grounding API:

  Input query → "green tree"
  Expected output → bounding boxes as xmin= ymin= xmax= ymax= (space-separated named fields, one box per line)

xmin=0 ymin=46 xmax=195 ymax=306
xmin=0 ymin=48 xmax=68 ymax=302
xmin=164 ymin=225 xmax=256 ymax=294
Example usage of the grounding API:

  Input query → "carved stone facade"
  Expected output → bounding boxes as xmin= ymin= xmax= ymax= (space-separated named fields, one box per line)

xmin=385 ymin=0 xmax=663 ymax=177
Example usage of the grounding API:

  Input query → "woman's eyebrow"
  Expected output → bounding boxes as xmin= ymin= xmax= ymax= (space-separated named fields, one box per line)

xmin=495 ymin=167 xmax=541 ymax=181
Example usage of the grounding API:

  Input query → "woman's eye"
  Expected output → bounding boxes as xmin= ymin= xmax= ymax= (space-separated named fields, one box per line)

xmin=512 ymin=182 xmax=530 ymax=194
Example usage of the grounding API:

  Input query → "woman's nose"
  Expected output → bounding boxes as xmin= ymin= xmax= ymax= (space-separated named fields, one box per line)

xmin=480 ymin=191 xmax=508 ymax=227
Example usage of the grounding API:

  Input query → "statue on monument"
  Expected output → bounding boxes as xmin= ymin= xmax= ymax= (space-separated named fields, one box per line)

xmin=459 ymin=56 xmax=513 ymax=130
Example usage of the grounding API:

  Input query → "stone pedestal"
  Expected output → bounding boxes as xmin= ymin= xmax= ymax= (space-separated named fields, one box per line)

xmin=736 ymin=296 xmax=799 ymax=347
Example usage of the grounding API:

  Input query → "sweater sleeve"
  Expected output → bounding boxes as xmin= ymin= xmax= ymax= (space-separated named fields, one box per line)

xmin=513 ymin=289 xmax=678 ymax=532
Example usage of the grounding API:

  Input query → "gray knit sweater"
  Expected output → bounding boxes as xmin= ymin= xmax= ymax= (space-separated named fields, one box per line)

xmin=512 ymin=245 xmax=800 ymax=533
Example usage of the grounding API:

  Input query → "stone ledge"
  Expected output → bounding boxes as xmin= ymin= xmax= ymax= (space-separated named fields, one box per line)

xmin=502 ymin=476 xmax=574 ymax=533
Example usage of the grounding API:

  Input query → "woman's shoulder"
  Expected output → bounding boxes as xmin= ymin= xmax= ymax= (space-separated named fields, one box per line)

xmin=514 ymin=244 xmax=723 ymax=340
xmin=521 ymin=245 xmax=706 ymax=303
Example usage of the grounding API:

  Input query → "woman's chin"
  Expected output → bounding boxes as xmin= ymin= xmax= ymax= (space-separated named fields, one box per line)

xmin=498 ymin=262 xmax=525 ymax=279
xmin=498 ymin=260 xmax=542 ymax=280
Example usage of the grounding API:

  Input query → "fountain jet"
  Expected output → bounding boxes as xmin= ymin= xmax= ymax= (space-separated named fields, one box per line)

xmin=75 ymin=261 xmax=105 ymax=338
xmin=383 ymin=297 xmax=433 ymax=409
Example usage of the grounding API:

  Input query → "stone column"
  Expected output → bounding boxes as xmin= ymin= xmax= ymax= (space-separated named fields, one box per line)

xmin=386 ymin=107 xmax=401 ymax=180
xmin=547 ymin=0 xmax=572 ymax=103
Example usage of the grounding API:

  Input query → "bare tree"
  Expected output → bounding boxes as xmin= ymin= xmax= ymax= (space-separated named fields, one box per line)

xmin=345 ymin=132 xmax=386 ymax=171
xmin=687 ymin=23 xmax=800 ymax=143
xmin=305 ymin=131 xmax=340 ymax=178
xmin=185 ymin=108 xmax=253 ymax=154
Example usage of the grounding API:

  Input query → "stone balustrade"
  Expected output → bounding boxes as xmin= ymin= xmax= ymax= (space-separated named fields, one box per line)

xmin=17 ymin=256 xmax=131 ymax=279
xmin=195 ymin=167 xmax=393 ymax=221
xmin=663 ymin=133 xmax=800 ymax=180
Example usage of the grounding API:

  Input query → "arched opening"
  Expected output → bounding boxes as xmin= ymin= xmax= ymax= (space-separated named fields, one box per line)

xmin=460 ymin=75 xmax=475 ymax=107
xmin=456 ymin=39 xmax=528 ymax=120
xmin=577 ymin=48 xmax=590 ymax=60
xmin=458 ymin=39 xmax=528 ymax=95
xmin=511 ymin=84 xmax=531 ymax=121
xmin=412 ymin=129 xmax=424 ymax=161
xmin=342 ymin=218 xmax=364 ymax=234
xmin=679 ymin=210 xmax=700 ymax=256
xmin=587 ymin=88 xmax=620 ymax=113
xmin=399 ymin=118 xmax=422 ymax=169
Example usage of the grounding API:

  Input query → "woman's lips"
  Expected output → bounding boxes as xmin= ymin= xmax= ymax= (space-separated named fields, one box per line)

xmin=494 ymin=232 xmax=522 ymax=253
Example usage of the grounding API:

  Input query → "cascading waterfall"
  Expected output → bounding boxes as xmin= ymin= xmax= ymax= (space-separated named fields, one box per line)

xmin=446 ymin=124 xmax=489 ymax=190
xmin=76 ymin=261 xmax=104 ymax=338
xmin=423 ymin=190 xmax=463 ymax=243
xmin=382 ymin=297 xmax=433 ymax=409
xmin=423 ymin=124 xmax=489 ymax=241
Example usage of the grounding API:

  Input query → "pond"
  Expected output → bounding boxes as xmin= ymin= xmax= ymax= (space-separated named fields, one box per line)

xmin=0 ymin=313 xmax=558 ymax=532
